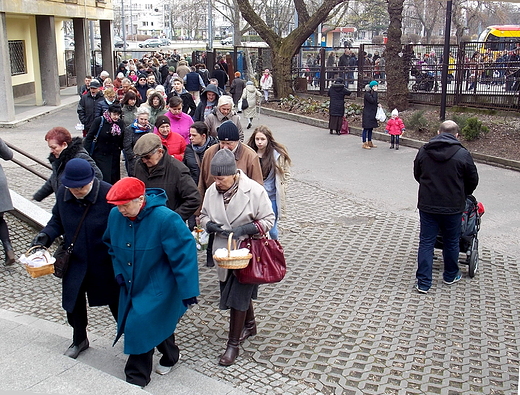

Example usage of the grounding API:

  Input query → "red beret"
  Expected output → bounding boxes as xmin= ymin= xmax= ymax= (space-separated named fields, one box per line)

xmin=106 ymin=177 xmax=145 ymax=205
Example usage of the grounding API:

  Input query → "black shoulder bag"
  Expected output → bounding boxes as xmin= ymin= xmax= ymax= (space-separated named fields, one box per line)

xmin=53 ymin=204 xmax=91 ymax=278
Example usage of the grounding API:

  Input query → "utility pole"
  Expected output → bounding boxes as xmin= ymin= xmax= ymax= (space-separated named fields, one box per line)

xmin=440 ymin=0 xmax=452 ymax=121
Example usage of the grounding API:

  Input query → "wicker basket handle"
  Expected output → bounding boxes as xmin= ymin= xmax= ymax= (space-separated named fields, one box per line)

xmin=226 ymin=233 xmax=238 ymax=257
xmin=24 ymin=246 xmax=49 ymax=263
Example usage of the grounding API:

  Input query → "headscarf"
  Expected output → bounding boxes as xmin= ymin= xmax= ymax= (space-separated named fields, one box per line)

xmin=103 ymin=111 xmax=122 ymax=136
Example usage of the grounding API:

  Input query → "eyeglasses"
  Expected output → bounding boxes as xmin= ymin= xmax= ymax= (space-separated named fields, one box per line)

xmin=137 ymin=148 xmax=158 ymax=160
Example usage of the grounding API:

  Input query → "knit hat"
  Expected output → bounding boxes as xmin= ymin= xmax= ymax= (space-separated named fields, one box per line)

xmin=369 ymin=80 xmax=378 ymax=88
xmin=210 ymin=149 xmax=237 ymax=176
xmin=89 ymin=80 xmax=101 ymax=88
xmin=61 ymin=158 xmax=95 ymax=188
xmin=155 ymin=115 xmax=170 ymax=129
xmin=217 ymin=121 xmax=240 ymax=142
xmin=138 ymin=73 xmax=148 ymax=80
xmin=133 ymin=133 xmax=162 ymax=156
xmin=106 ymin=177 xmax=146 ymax=205
xmin=168 ymin=66 xmax=175 ymax=72
xmin=391 ymin=108 xmax=399 ymax=117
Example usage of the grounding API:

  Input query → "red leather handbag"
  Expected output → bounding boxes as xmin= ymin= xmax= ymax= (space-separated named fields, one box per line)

xmin=235 ymin=223 xmax=286 ymax=285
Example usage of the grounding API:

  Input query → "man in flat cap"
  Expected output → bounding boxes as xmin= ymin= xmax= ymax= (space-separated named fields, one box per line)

xmin=133 ymin=133 xmax=200 ymax=221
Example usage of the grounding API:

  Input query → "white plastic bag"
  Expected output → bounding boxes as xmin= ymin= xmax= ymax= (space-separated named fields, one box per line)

xmin=376 ymin=106 xmax=387 ymax=122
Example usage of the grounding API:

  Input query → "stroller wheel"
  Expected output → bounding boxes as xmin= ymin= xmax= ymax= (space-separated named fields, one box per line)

xmin=468 ymin=238 xmax=479 ymax=278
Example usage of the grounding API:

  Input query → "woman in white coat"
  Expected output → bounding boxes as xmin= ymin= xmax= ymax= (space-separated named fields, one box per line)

xmin=240 ymin=81 xmax=263 ymax=129
xmin=200 ymin=149 xmax=274 ymax=367
xmin=259 ymin=69 xmax=273 ymax=102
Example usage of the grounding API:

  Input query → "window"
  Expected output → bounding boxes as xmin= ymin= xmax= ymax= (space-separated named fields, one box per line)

xmin=8 ymin=40 xmax=27 ymax=76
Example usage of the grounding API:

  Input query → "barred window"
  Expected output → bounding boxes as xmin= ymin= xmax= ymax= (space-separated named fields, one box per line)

xmin=9 ymin=40 xmax=27 ymax=76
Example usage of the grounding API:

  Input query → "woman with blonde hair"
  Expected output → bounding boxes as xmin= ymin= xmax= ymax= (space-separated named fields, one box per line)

xmin=247 ymin=125 xmax=291 ymax=239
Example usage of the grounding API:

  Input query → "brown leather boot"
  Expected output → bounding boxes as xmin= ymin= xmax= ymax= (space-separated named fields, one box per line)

xmin=362 ymin=142 xmax=371 ymax=149
xmin=239 ymin=301 xmax=257 ymax=343
xmin=219 ymin=309 xmax=247 ymax=366
xmin=2 ymin=240 xmax=15 ymax=266
xmin=368 ymin=141 xmax=377 ymax=148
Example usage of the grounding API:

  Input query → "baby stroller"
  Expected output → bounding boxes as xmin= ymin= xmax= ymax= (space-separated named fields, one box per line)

xmin=434 ymin=195 xmax=484 ymax=278
xmin=411 ymin=67 xmax=438 ymax=92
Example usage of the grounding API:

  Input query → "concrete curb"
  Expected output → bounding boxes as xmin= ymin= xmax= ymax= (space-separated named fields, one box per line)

xmin=260 ymin=107 xmax=520 ymax=172
xmin=0 ymin=97 xmax=78 ymax=128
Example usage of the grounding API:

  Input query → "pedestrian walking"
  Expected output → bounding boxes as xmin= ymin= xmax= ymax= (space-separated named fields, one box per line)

xmin=123 ymin=107 xmax=152 ymax=177
xmin=154 ymin=114 xmax=186 ymax=161
xmin=103 ymin=177 xmax=199 ymax=387
xmin=362 ymin=80 xmax=380 ymax=149
xmin=0 ymin=138 xmax=15 ymax=265
xmin=240 ymin=81 xmax=262 ymax=129
xmin=385 ymin=109 xmax=405 ymax=150
xmin=260 ymin=69 xmax=273 ymax=102
xmin=199 ymin=149 xmax=275 ymax=366
xmin=327 ymin=78 xmax=352 ymax=135
xmin=77 ymin=79 xmax=104 ymax=137
xmin=31 ymin=158 xmax=119 ymax=358
xmin=229 ymin=72 xmax=246 ymax=110
xmin=413 ymin=120 xmax=479 ymax=293
xmin=247 ymin=126 xmax=291 ymax=240
xmin=204 ymin=95 xmax=244 ymax=141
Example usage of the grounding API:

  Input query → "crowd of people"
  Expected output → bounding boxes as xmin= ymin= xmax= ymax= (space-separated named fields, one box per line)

xmin=18 ymin=50 xmax=291 ymax=388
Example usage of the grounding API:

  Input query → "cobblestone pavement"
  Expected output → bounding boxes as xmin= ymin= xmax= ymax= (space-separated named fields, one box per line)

xmin=1 ymin=172 xmax=519 ymax=394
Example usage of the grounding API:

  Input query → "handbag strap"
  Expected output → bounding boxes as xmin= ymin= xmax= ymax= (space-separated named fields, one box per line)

xmin=253 ymin=221 xmax=266 ymax=237
xmin=67 ymin=204 xmax=91 ymax=253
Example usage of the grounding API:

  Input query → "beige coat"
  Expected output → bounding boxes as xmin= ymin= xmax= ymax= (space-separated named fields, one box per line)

xmin=200 ymin=170 xmax=275 ymax=281
xmin=273 ymin=150 xmax=290 ymax=220
xmin=240 ymin=84 xmax=262 ymax=119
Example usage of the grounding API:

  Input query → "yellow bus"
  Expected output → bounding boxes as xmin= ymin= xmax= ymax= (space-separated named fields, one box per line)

xmin=478 ymin=25 xmax=520 ymax=51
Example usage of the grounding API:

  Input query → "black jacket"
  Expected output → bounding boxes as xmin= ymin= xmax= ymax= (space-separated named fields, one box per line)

xmin=135 ymin=150 xmax=201 ymax=221
xmin=183 ymin=136 xmax=219 ymax=185
xmin=414 ymin=133 xmax=479 ymax=214
xmin=192 ymin=84 xmax=222 ymax=122
xmin=328 ymin=83 xmax=351 ymax=117
xmin=77 ymin=91 xmax=104 ymax=131
xmin=362 ymin=87 xmax=379 ymax=129
xmin=33 ymin=137 xmax=103 ymax=202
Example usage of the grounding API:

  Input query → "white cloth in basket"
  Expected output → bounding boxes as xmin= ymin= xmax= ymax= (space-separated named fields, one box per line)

xmin=214 ymin=247 xmax=250 ymax=258
xmin=19 ymin=249 xmax=55 ymax=267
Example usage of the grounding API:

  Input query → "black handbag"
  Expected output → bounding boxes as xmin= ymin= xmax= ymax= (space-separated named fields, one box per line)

xmin=241 ymin=98 xmax=249 ymax=110
xmin=53 ymin=204 xmax=90 ymax=278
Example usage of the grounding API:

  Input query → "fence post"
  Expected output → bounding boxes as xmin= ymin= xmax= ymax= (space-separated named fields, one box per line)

xmin=319 ymin=47 xmax=326 ymax=94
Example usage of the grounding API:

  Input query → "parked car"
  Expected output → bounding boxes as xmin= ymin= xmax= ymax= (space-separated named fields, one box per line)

xmin=221 ymin=37 xmax=233 ymax=46
xmin=160 ymin=38 xmax=173 ymax=47
xmin=114 ymin=37 xmax=129 ymax=48
xmin=139 ymin=39 xmax=162 ymax=48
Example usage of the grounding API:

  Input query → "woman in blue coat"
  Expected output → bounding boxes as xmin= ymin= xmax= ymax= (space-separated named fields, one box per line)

xmin=31 ymin=158 xmax=119 ymax=359
xmin=103 ymin=178 xmax=199 ymax=388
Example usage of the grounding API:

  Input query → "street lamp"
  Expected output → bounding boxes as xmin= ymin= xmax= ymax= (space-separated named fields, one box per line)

xmin=439 ymin=0 xmax=452 ymax=121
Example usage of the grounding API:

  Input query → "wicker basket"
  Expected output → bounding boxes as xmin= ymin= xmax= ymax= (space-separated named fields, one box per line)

xmin=214 ymin=233 xmax=252 ymax=269
xmin=23 ymin=246 xmax=55 ymax=278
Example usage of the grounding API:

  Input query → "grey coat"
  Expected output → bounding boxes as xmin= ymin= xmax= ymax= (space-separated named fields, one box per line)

xmin=0 ymin=139 xmax=13 ymax=213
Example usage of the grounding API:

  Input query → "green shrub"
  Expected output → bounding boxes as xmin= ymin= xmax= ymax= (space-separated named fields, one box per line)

xmin=461 ymin=117 xmax=489 ymax=141
xmin=405 ymin=110 xmax=431 ymax=133
xmin=451 ymin=114 xmax=470 ymax=129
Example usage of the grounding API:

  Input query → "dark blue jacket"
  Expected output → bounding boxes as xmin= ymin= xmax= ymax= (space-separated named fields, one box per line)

xmin=328 ymin=83 xmax=351 ymax=117
xmin=184 ymin=71 xmax=205 ymax=92
xmin=42 ymin=178 xmax=119 ymax=313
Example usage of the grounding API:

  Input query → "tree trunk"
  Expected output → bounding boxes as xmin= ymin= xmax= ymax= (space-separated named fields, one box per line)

xmin=386 ymin=0 xmax=409 ymax=111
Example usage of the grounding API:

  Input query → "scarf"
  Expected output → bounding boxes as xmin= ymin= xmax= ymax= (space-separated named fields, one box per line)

xmin=192 ymin=137 xmax=211 ymax=154
xmin=218 ymin=173 xmax=239 ymax=206
xmin=103 ymin=111 xmax=122 ymax=136
xmin=131 ymin=120 xmax=152 ymax=133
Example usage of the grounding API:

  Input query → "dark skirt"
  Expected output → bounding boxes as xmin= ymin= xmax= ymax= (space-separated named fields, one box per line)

xmin=328 ymin=115 xmax=343 ymax=131
xmin=219 ymin=271 xmax=258 ymax=311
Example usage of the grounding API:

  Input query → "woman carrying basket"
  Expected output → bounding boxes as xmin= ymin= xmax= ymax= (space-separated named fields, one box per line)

xmin=200 ymin=149 xmax=274 ymax=366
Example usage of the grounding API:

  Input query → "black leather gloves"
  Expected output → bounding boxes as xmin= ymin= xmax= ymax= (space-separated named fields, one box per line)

xmin=30 ymin=232 xmax=51 ymax=248
xmin=206 ymin=221 xmax=224 ymax=234
xmin=182 ymin=297 xmax=198 ymax=308
xmin=222 ymin=222 xmax=258 ymax=239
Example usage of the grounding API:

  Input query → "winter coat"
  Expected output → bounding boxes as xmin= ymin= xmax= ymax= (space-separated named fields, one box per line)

xmin=0 ymin=139 xmax=13 ymax=213
xmin=163 ymin=110 xmax=193 ymax=144
xmin=229 ymin=78 xmax=246 ymax=106
xmin=134 ymin=82 xmax=149 ymax=104
xmin=192 ymin=84 xmax=222 ymax=122
xmin=240 ymin=85 xmax=263 ymax=120
xmin=103 ymin=188 xmax=199 ymax=355
xmin=327 ymin=83 xmax=352 ymax=117
xmin=123 ymin=123 xmax=152 ymax=177
xmin=176 ymin=64 xmax=191 ymax=80
xmin=95 ymin=98 xmax=120 ymax=118
xmin=413 ymin=133 xmax=479 ymax=214
xmin=42 ymin=178 xmax=119 ymax=313
xmin=184 ymin=71 xmax=205 ymax=92
xmin=153 ymin=130 xmax=186 ymax=161
xmin=33 ymin=137 xmax=103 ymax=202
xmin=211 ymin=68 xmax=228 ymax=90
xmin=386 ymin=117 xmax=405 ymax=136
xmin=198 ymin=143 xmax=264 ymax=200
xmin=200 ymin=170 xmax=275 ymax=282
xmin=121 ymin=104 xmax=138 ymax=129
xmin=183 ymin=136 xmax=219 ymax=185
xmin=135 ymin=151 xmax=201 ymax=221
xmin=84 ymin=115 xmax=125 ymax=185
xmin=77 ymin=91 xmax=105 ymax=132
xmin=167 ymin=89 xmax=196 ymax=117
xmin=204 ymin=108 xmax=244 ymax=141
xmin=272 ymin=151 xmax=290 ymax=220
xmin=260 ymin=74 xmax=273 ymax=90
xmin=362 ymin=87 xmax=379 ymax=129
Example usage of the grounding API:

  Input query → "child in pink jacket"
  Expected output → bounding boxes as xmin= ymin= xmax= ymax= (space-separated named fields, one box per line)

xmin=385 ymin=109 xmax=405 ymax=150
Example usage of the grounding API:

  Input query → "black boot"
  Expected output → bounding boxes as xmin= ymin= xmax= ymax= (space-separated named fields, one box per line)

xmin=329 ymin=129 xmax=333 ymax=134
xmin=2 ymin=240 xmax=15 ymax=266
xmin=395 ymin=143 xmax=399 ymax=150
xmin=239 ymin=301 xmax=257 ymax=343
xmin=219 ymin=308 xmax=247 ymax=366
xmin=390 ymin=144 xmax=394 ymax=149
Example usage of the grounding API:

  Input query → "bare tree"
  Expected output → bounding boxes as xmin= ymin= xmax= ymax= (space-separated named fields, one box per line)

xmin=236 ymin=0 xmax=349 ymax=97
xmin=407 ymin=0 xmax=443 ymax=44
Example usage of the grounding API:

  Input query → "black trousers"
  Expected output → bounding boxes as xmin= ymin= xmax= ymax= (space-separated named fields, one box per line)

xmin=66 ymin=281 xmax=118 ymax=345
xmin=125 ymin=333 xmax=179 ymax=387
